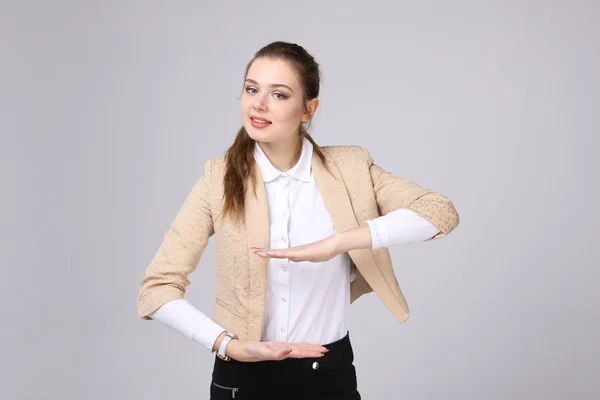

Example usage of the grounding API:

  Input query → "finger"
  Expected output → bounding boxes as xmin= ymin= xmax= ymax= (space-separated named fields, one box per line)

xmin=251 ymin=250 xmax=274 ymax=259
xmin=254 ymin=249 xmax=292 ymax=260
xmin=252 ymin=251 xmax=270 ymax=259
xmin=285 ymin=345 xmax=329 ymax=358
xmin=261 ymin=346 xmax=292 ymax=361
xmin=264 ymin=347 xmax=327 ymax=360
xmin=286 ymin=349 xmax=327 ymax=359
xmin=288 ymin=343 xmax=329 ymax=352
xmin=263 ymin=250 xmax=289 ymax=259
xmin=278 ymin=347 xmax=293 ymax=357
xmin=267 ymin=341 xmax=288 ymax=346
xmin=263 ymin=341 xmax=328 ymax=356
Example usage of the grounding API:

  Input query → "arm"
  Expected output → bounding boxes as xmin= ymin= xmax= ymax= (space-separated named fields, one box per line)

xmin=333 ymin=208 xmax=440 ymax=253
xmin=250 ymin=149 xmax=458 ymax=261
xmin=251 ymin=209 xmax=440 ymax=262
xmin=137 ymin=160 xmax=215 ymax=320
xmin=149 ymin=299 xmax=226 ymax=352
xmin=366 ymin=208 xmax=440 ymax=249
xmin=363 ymin=147 xmax=459 ymax=240
xmin=139 ymin=161 xmax=329 ymax=361
xmin=150 ymin=300 xmax=328 ymax=360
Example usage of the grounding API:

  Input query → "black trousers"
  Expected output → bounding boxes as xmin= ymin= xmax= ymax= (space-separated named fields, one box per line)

xmin=210 ymin=332 xmax=361 ymax=400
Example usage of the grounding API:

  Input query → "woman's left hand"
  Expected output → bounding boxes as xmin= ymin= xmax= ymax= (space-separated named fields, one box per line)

xmin=251 ymin=235 xmax=340 ymax=263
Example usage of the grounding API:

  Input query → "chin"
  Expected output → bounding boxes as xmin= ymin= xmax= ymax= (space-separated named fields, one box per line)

xmin=244 ymin=125 xmax=272 ymax=142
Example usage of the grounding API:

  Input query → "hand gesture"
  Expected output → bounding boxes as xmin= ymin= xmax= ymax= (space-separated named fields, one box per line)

xmin=251 ymin=235 xmax=339 ymax=263
xmin=227 ymin=339 xmax=329 ymax=362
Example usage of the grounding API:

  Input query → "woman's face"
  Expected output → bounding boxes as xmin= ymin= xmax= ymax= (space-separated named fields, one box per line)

xmin=240 ymin=57 xmax=317 ymax=144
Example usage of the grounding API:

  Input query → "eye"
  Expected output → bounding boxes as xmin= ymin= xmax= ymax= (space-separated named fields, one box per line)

xmin=273 ymin=92 xmax=287 ymax=100
xmin=245 ymin=86 xmax=258 ymax=94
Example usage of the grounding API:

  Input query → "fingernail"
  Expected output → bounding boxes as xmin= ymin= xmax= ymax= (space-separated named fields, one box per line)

xmin=264 ymin=249 xmax=270 ymax=253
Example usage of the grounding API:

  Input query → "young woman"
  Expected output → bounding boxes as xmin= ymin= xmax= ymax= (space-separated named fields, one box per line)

xmin=137 ymin=41 xmax=459 ymax=400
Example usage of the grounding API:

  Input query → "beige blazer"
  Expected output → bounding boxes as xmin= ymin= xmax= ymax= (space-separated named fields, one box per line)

xmin=137 ymin=145 xmax=459 ymax=341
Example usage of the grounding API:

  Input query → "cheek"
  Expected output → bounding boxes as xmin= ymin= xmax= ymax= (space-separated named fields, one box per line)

xmin=272 ymin=103 xmax=303 ymax=124
xmin=240 ymin=96 xmax=252 ymax=113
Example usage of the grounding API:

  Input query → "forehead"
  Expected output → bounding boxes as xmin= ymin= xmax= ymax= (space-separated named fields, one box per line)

xmin=246 ymin=58 xmax=300 ymax=89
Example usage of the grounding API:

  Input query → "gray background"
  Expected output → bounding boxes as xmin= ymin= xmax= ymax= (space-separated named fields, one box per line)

xmin=2 ymin=1 xmax=599 ymax=399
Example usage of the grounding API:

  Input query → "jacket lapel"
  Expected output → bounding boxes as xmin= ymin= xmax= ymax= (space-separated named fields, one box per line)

xmin=312 ymin=153 xmax=400 ymax=313
xmin=311 ymin=154 xmax=360 ymax=233
xmin=244 ymin=164 xmax=270 ymax=341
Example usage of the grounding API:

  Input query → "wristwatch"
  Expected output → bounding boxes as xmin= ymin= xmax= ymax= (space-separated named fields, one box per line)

xmin=217 ymin=332 xmax=239 ymax=361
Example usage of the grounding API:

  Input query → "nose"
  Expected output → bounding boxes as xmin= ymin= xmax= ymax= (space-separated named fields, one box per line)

xmin=253 ymin=94 xmax=268 ymax=111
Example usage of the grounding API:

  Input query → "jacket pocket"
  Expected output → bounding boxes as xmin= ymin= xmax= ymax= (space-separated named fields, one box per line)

xmin=215 ymin=298 xmax=243 ymax=320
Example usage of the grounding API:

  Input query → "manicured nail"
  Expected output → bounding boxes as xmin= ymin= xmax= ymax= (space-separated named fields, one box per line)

xmin=264 ymin=249 xmax=270 ymax=253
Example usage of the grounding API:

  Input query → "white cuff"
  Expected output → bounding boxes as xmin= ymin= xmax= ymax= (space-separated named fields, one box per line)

xmin=366 ymin=209 xmax=441 ymax=249
xmin=365 ymin=219 xmax=381 ymax=249
xmin=149 ymin=299 xmax=226 ymax=351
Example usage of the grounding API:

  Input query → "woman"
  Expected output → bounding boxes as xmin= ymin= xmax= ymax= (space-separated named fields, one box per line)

xmin=137 ymin=41 xmax=459 ymax=400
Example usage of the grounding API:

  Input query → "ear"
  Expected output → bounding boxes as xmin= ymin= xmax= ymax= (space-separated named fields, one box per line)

xmin=302 ymin=98 xmax=319 ymax=123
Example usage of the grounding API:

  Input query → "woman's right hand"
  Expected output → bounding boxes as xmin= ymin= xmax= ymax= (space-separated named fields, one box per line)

xmin=226 ymin=338 xmax=329 ymax=362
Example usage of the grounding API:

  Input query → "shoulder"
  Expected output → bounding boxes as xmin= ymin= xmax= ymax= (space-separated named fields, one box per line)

xmin=321 ymin=145 xmax=373 ymax=165
xmin=191 ymin=156 xmax=226 ymax=189
xmin=200 ymin=145 xmax=375 ymax=177
xmin=202 ymin=156 xmax=226 ymax=176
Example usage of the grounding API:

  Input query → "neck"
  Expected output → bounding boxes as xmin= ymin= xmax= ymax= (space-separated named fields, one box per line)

xmin=258 ymin=135 xmax=303 ymax=172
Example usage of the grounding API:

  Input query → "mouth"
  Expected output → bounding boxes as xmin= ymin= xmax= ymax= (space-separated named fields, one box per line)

xmin=250 ymin=115 xmax=272 ymax=124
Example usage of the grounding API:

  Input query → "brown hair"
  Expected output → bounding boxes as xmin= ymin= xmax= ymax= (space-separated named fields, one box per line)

xmin=221 ymin=41 xmax=327 ymax=223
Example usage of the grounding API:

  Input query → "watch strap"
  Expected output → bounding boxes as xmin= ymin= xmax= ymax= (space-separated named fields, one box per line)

xmin=217 ymin=332 xmax=238 ymax=361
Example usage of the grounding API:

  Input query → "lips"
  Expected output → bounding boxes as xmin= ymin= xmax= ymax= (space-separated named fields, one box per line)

xmin=250 ymin=115 xmax=272 ymax=124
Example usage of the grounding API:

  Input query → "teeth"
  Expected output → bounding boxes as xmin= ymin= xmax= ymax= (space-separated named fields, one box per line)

xmin=253 ymin=118 xmax=269 ymax=123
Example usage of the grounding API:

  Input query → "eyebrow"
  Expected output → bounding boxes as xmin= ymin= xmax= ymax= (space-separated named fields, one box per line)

xmin=245 ymin=79 xmax=293 ymax=92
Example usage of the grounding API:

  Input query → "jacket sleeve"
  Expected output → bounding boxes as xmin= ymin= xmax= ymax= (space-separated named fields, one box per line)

xmin=137 ymin=160 xmax=215 ymax=319
xmin=363 ymin=147 xmax=459 ymax=240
